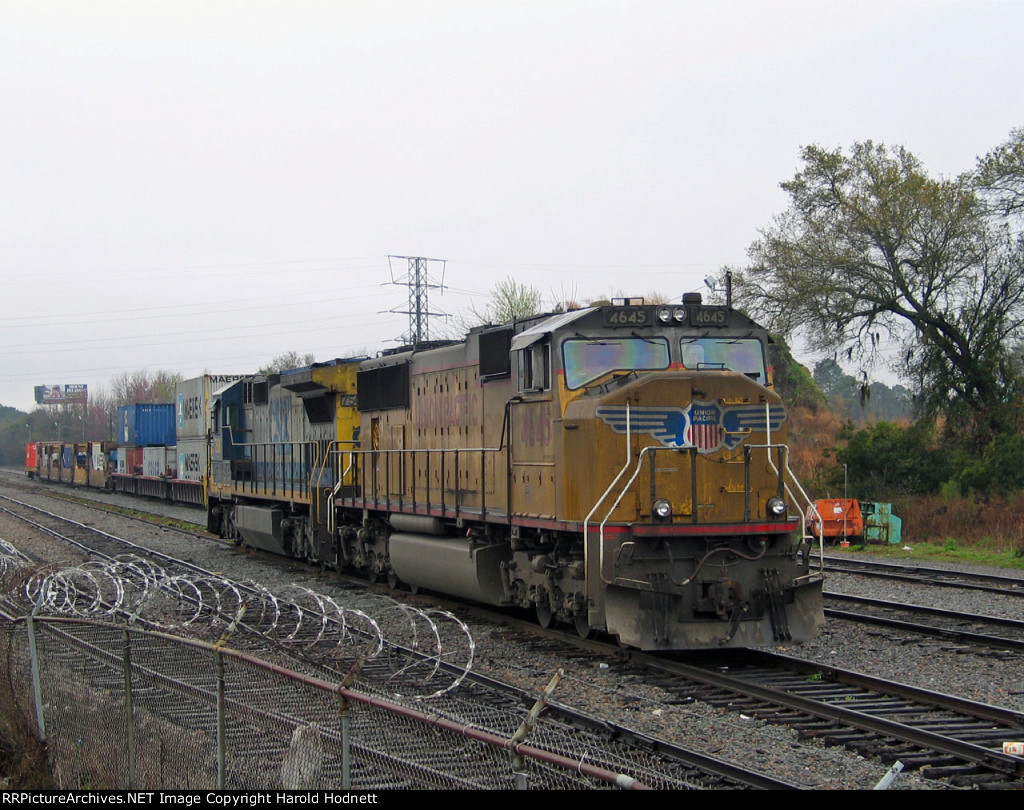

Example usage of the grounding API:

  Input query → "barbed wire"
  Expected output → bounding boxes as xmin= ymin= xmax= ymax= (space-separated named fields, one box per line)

xmin=1 ymin=541 xmax=474 ymax=700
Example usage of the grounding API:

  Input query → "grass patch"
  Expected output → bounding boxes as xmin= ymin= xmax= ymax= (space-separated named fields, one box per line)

xmin=835 ymin=536 xmax=1024 ymax=570
xmin=826 ymin=492 xmax=1024 ymax=570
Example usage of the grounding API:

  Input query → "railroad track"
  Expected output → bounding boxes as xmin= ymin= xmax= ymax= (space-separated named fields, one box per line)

xmin=10 ymin=479 xmax=1024 ymax=788
xmin=821 ymin=554 xmax=1024 ymax=596
xmin=460 ymin=620 xmax=1024 ymax=788
xmin=825 ymin=592 xmax=1024 ymax=655
xmin=644 ymin=649 xmax=1024 ymax=788
xmin=0 ymin=491 xmax=797 ymax=790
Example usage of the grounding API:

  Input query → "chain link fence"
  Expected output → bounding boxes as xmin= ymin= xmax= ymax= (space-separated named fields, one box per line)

xmin=0 ymin=538 xmax=677 ymax=790
xmin=1 ymin=613 xmax=657 ymax=790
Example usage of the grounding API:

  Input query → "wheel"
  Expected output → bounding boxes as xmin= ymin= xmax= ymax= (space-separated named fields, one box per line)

xmin=574 ymin=612 xmax=592 ymax=640
xmin=535 ymin=601 xmax=554 ymax=629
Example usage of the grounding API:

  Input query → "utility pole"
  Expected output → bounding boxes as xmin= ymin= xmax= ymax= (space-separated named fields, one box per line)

xmin=387 ymin=255 xmax=447 ymax=347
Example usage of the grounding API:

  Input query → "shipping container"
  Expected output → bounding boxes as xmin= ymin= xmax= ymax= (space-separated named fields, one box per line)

xmin=122 ymin=446 xmax=144 ymax=476
xmin=89 ymin=442 xmax=113 ymax=487
xmin=72 ymin=443 xmax=90 ymax=486
xmin=117 ymin=403 xmax=176 ymax=447
xmin=176 ymin=374 xmax=246 ymax=440
xmin=176 ymin=437 xmax=208 ymax=483
xmin=143 ymin=446 xmax=176 ymax=477
xmin=60 ymin=445 xmax=74 ymax=483
xmin=805 ymin=498 xmax=863 ymax=541
xmin=25 ymin=442 xmax=37 ymax=477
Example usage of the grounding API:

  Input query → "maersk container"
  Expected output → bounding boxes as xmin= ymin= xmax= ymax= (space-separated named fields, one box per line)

xmin=176 ymin=437 xmax=208 ymax=482
xmin=117 ymin=404 xmax=176 ymax=447
xmin=177 ymin=374 xmax=246 ymax=440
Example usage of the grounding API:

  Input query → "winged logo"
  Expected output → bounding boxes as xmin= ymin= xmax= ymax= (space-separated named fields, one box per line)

xmin=595 ymin=406 xmax=689 ymax=448
xmin=720 ymin=404 xmax=787 ymax=449
xmin=596 ymin=401 xmax=787 ymax=454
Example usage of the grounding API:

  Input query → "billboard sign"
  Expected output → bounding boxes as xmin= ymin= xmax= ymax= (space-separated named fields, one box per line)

xmin=35 ymin=384 xmax=88 ymax=405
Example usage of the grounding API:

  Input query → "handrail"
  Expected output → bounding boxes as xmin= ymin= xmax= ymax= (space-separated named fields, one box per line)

xmin=325 ymin=445 xmax=506 ymax=528
xmin=584 ymin=402 xmax=634 ymax=595
xmin=588 ymin=402 xmax=821 ymax=585
xmin=597 ymin=445 xmax=660 ymax=586
xmin=759 ymin=399 xmax=824 ymax=574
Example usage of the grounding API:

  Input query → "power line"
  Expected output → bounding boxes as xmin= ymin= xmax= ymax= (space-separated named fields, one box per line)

xmin=387 ymin=255 xmax=448 ymax=346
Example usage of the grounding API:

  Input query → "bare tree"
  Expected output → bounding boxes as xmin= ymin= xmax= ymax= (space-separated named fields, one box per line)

xmin=483 ymin=276 xmax=544 ymax=323
xmin=259 ymin=351 xmax=316 ymax=374
xmin=105 ymin=369 xmax=183 ymax=405
xmin=87 ymin=369 xmax=184 ymax=441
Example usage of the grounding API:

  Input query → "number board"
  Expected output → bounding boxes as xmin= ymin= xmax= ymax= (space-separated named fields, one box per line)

xmin=604 ymin=306 xmax=651 ymax=327
xmin=692 ymin=307 xmax=728 ymax=326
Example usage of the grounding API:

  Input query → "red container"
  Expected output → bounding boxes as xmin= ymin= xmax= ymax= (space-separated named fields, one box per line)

xmin=25 ymin=442 xmax=37 ymax=476
xmin=806 ymin=499 xmax=863 ymax=540
xmin=124 ymin=446 xmax=145 ymax=476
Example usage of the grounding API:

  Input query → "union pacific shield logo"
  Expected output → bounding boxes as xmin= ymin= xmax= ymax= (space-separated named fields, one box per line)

xmin=686 ymin=403 xmax=724 ymax=452
xmin=596 ymin=401 xmax=786 ymax=454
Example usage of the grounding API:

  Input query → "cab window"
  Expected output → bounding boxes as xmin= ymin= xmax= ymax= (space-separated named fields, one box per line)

xmin=562 ymin=336 xmax=670 ymax=389
xmin=518 ymin=343 xmax=550 ymax=392
xmin=680 ymin=338 xmax=767 ymax=383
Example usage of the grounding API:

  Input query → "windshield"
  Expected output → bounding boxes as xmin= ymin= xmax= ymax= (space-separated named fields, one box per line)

xmin=680 ymin=338 xmax=767 ymax=383
xmin=562 ymin=337 xmax=670 ymax=389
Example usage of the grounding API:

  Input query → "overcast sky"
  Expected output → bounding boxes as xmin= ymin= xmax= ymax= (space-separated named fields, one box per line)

xmin=2 ymin=0 xmax=1021 ymax=413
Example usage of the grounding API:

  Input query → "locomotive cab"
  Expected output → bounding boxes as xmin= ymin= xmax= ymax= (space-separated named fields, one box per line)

xmin=501 ymin=297 xmax=824 ymax=649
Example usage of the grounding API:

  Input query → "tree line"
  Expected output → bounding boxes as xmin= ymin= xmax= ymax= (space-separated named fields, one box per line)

xmin=5 ymin=126 xmax=1023 ymax=500
xmin=737 ymin=127 xmax=1024 ymax=500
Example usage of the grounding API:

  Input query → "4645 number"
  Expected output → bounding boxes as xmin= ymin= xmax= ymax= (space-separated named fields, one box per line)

xmin=605 ymin=307 xmax=649 ymax=326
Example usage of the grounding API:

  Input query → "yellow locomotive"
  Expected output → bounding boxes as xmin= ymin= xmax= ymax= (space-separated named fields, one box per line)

xmin=206 ymin=293 xmax=825 ymax=650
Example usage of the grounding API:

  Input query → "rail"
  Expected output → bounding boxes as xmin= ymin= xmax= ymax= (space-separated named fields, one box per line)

xmin=755 ymin=403 xmax=824 ymax=574
xmin=327 ymin=445 xmax=506 ymax=523
xmin=583 ymin=401 xmax=819 ymax=586
xmin=0 ymin=613 xmax=653 ymax=790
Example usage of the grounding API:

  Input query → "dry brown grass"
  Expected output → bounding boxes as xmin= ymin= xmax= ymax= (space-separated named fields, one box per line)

xmin=0 ymin=634 xmax=53 ymax=789
xmin=893 ymin=493 xmax=1024 ymax=552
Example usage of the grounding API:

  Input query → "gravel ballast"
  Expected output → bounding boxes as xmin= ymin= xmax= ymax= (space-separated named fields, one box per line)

xmin=6 ymin=477 xmax=1016 ymax=789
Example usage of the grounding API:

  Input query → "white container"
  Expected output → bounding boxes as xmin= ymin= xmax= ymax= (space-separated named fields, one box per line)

xmin=143 ymin=446 xmax=174 ymax=477
xmin=176 ymin=437 xmax=209 ymax=482
xmin=177 ymin=374 xmax=246 ymax=439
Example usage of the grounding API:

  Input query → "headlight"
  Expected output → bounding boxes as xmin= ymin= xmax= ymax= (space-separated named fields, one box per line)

xmin=653 ymin=498 xmax=673 ymax=519
xmin=767 ymin=496 xmax=787 ymax=517
xmin=672 ymin=307 xmax=687 ymax=323
xmin=656 ymin=308 xmax=672 ymax=324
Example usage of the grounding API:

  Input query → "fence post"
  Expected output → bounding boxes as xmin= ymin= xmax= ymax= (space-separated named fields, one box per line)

xmin=215 ymin=649 xmax=226 ymax=790
xmin=508 ymin=670 xmax=563 ymax=790
xmin=212 ymin=604 xmax=246 ymax=790
xmin=25 ymin=607 xmax=47 ymax=743
xmin=334 ymin=635 xmax=378 ymax=790
xmin=122 ymin=627 xmax=137 ymax=789
xmin=338 ymin=693 xmax=351 ymax=790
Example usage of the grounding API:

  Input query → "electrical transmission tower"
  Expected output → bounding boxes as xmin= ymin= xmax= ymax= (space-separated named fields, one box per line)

xmin=387 ymin=255 xmax=447 ymax=347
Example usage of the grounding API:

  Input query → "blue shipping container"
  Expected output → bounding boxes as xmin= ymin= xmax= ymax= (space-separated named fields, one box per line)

xmin=117 ymin=403 xmax=176 ymax=447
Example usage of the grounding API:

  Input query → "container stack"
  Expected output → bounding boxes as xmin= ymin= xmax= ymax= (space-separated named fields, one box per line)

xmin=115 ymin=403 xmax=176 ymax=476
xmin=176 ymin=374 xmax=245 ymax=482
